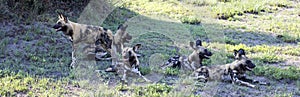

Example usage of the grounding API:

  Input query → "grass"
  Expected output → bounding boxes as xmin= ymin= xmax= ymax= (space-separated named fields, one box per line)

xmin=133 ymin=83 xmax=173 ymax=96
xmin=253 ymin=64 xmax=300 ymax=80
xmin=164 ymin=67 xmax=180 ymax=76
xmin=0 ymin=70 xmax=76 ymax=96
xmin=209 ymin=0 xmax=293 ymax=19
xmin=250 ymin=52 xmax=286 ymax=63
xmin=122 ymin=0 xmax=201 ymax=24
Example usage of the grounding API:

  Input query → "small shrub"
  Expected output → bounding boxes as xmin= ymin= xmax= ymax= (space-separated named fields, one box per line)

xmin=164 ymin=67 xmax=180 ymax=76
xmin=180 ymin=16 xmax=201 ymax=25
xmin=225 ymin=36 xmax=239 ymax=45
xmin=139 ymin=66 xmax=151 ymax=75
xmin=277 ymin=33 xmax=298 ymax=43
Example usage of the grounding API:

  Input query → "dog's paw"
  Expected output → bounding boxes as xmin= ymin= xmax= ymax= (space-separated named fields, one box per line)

xmin=105 ymin=67 xmax=116 ymax=72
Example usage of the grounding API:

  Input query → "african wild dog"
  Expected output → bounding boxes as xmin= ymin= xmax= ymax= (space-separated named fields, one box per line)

xmin=161 ymin=40 xmax=213 ymax=70
xmin=192 ymin=49 xmax=268 ymax=88
xmin=113 ymin=24 xmax=132 ymax=53
xmin=53 ymin=14 xmax=114 ymax=67
xmin=112 ymin=44 xmax=151 ymax=83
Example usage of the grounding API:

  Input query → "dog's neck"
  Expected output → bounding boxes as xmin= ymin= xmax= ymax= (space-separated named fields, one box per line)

xmin=188 ymin=51 xmax=202 ymax=65
xmin=225 ymin=60 xmax=247 ymax=73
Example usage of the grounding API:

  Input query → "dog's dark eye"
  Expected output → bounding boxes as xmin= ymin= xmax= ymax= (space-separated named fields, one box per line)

xmin=58 ymin=22 xmax=62 ymax=25
xmin=204 ymin=49 xmax=208 ymax=52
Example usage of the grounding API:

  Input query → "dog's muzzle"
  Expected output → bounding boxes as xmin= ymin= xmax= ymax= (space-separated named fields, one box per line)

xmin=53 ymin=24 xmax=62 ymax=32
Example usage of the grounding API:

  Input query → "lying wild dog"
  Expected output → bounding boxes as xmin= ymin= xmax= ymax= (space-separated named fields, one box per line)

xmin=111 ymin=44 xmax=151 ymax=83
xmin=192 ymin=49 xmax=268 ymax=88
xmin=53 ymin=14 xmax=113 ymax=67
xmin=161 ymin=40 xmax=213 ymax=70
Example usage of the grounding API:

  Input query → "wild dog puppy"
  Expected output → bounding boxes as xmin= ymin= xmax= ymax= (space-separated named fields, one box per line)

xmin=193 ymin=49 xmax=267 ymax=88
xmin=161 ymin=40 xmax=213 ymax=70
xmin=113 ymin=44 xmax=151 ymax=83
xmin=53 ymin=14 xmax=114 ymax=67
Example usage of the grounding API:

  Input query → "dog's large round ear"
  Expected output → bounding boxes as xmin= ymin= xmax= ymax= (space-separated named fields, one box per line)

xmin=238 ymin=49 xmax=246 ymax=56
xmin=196 ymin=40 xmax=202 ymax=47
xmin=233 ymin=49 xmax=239 ymax=59
xmin=58 ymin=12 xmax=63 ymax=19
xmin=63 ymin=16 xmax=69 ymax=23
xmin=133 ymin=44 xmax=142 ymax=52
xmin=190 ymin=41 xmax=196 ymax=50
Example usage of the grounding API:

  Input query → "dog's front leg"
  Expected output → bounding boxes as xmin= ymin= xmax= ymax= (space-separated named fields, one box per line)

xmin=122 ymin=69 xmax=128 ymax=83
xmin=230 ymin=71 xmax=255 ymax=88
xmin=161 ymin=62 xmax=174 ymax=69
xmin=238 ymin=75 xmax=269 ymax=85
xmin=70 ymin=43 xmax=77 ymax=68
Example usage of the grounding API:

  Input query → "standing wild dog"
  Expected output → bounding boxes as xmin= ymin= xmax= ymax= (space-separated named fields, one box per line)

xmin=161 ymin=40 xmax=213 ymax=70
xmin=192 ymin=49 xmax=268 ymax=88
xmin=53 ymin=14 xmax=115 ymax=67
xmin=113 ymin=44 xmax=151 ymax=83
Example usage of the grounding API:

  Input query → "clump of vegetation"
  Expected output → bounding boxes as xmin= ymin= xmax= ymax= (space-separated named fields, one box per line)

xmin=254 ymin=65 xmax=300 ymax=80
xmin=277 ymin=33 xmax=298 ymax=43
xmin=164 ymin=67 xmax=180 ymax=76
xmin=180 ymin=16 xmax=201 ymax=25
xmin=0 ymin=70 xmax=75 ymax=96
xmin=139 ymin=66 xmax=152 ymax=75
xmin=225 ymin=36 xmax=239 ymax=45
xmin=1 ymin=0 xmax=89 ymax=22
xmin=133 ymin=83 xmax=173 ymax=96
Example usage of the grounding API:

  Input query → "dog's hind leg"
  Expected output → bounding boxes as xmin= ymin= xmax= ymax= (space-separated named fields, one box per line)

xmin=121 ymin=70 xmax=128 ymax=83
xmin=70 ymin=44 xmax=77 ymax=68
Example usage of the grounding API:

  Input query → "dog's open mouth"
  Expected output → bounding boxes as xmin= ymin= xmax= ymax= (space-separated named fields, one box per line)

xmin=204 ymin=55 xmax=211 ymax=59
xmin=53 ymin=24 xmax=63 ymax=32
xmin=200 ymin=54 xmax=212 ymax=59
xmin=246 ymin=66 xmax=254 ymax=71
xmin=55 ymin=27 xmax=62 ymax=32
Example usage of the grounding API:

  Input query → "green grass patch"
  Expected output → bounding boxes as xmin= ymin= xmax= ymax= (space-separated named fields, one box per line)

xmin=133 ymin=83 xmax=173 ymax=96
xmin=277 ymin=33 xmax=298 ymax=43
xmin=250 ymin=52 xmax=286 ymax=63
xmin=123 ymin=0 xmax=201 ymax=24
xmin=211 ymin=0 xmax=292 ymax=20
xmin=254 ymin=65 xmax=300 ymax=80
xmin=164 ymin=67 xmax=180 ymax=76
xmin=139 ymin=66 xmax=151 ymax=75
xmin=0 ymin=70 xmax=74 ymax=96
